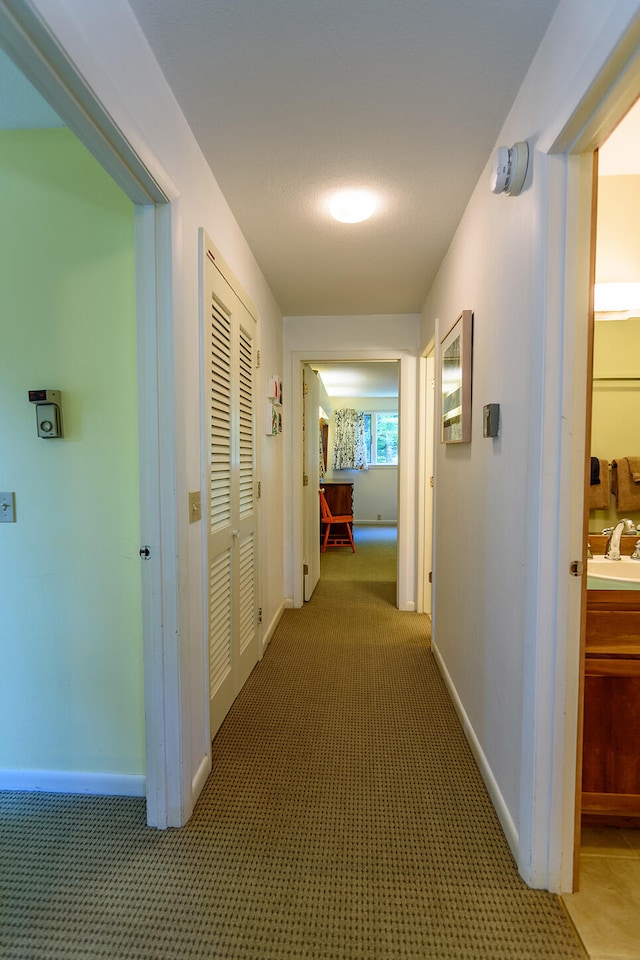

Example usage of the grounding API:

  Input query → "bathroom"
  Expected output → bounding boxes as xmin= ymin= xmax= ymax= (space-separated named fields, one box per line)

xmin=564 ymin=98 xmax=640 ymax=960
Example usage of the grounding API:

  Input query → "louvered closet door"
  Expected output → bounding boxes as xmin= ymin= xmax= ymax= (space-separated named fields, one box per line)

xmin=205 ymin=247 xmax=258 ymax=740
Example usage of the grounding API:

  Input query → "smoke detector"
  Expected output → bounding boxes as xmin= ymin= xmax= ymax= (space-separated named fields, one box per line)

xmin=490 ymin=141 xmax=529 ymax=196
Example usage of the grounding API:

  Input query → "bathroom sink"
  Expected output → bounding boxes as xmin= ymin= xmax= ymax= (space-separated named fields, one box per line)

xmin=588 ymin=556 xmax=640 ymax=589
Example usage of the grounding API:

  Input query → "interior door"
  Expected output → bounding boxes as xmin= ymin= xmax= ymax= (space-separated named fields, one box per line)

xmin=303 ymin=364 xmax=320 ymax=601
xmin=203 ymin=238 xmax=259 ymax=739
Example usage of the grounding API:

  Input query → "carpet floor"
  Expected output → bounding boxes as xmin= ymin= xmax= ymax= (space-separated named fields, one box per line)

xmin=0 ymin=526 xmax=586 ymax=959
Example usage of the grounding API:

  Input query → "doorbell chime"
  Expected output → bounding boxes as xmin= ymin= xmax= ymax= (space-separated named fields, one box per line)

xmin=28 ymin=389 xmax=64 ymax=438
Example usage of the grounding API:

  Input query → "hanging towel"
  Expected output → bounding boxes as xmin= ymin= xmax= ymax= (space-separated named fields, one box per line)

xmin=612 ymin=459 xmax=640 ymax=511
xmin=626 ymin=457 xmax=640 ymax=483
xmin=589 ymin=459 xmax=610 ymax=510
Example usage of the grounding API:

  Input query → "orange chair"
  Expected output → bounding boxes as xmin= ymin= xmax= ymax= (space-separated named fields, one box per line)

xmin=319 ymin=489 xmax=355 ymax=553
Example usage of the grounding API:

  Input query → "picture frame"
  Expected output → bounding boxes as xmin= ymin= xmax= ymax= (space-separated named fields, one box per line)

xmin=440 ymin=309 xmax=473 ymax=443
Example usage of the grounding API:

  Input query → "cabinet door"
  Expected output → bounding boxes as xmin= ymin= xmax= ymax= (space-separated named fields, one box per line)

xmin=582 ymin=659 xmax=640 ymax=816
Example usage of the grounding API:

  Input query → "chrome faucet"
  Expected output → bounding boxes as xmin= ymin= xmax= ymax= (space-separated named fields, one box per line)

xmin=602 ymin=519 xmax=636 ymax=536
xmin=631 ymin=539 xmax=640 ymax=561
xmin=604 ymin=518 xmax=633 ymax=560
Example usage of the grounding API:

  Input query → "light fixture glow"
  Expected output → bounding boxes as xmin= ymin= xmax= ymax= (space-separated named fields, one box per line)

xmin=594 ymin=282 xmax=640 ymax=320
xmin=329 ymin=189 xmax=377 ymax=223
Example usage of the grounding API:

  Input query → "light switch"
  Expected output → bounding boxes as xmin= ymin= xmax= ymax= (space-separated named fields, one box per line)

xmin=0 ymin=492 xmax=16 ymax=523
xmin=189 ymin=491 xmax=201 ymax=523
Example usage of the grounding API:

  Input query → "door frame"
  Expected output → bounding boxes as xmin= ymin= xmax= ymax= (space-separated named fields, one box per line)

xmin=289 ymin=349 xmax=416 ymax=611
xmin=417 ymin=344 xmax=435 ymax=615
xmin=0 ymin=1 xmax=184 ymax=827
xmin=530 ymin=16 xmax=640 ymax=891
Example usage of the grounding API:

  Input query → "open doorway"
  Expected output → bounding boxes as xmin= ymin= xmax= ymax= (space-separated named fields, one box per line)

xmin=563 ymin=98 xmax=640 ymax=953
xmin=302 ymin=360 xmax=400 ymax=603
xmin=0 ymin=25 xmax=180 ymax=826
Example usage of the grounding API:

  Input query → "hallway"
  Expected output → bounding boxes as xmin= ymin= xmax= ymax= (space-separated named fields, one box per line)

xmin=0 ymin=528 xmax=585 ymax=959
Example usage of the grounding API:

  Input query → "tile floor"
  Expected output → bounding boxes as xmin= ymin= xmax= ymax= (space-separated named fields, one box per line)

xmin=563 ymin=827 xmax=640 ymax=959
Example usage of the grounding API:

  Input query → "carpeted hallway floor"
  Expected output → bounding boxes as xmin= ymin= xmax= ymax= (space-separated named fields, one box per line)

xmin=0 ymin=526 xmax=586 ymax=959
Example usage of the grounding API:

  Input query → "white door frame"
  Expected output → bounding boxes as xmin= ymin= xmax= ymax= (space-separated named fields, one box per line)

xmin=416 ymin=346 xmax=435 ymax=615
xmin=0 ymin=2 xmax=184 ymax=827
xmin=289 ymin=349 xmax=417 ymax=611
xmin=523 ymin=17 xmax=640 ymax=891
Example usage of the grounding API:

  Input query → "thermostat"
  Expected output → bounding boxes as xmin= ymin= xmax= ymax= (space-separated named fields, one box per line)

xmin=483 ymin=403 xmax=500 ymax=438
xmin=28 ymin=389 xmax=63 ymax=438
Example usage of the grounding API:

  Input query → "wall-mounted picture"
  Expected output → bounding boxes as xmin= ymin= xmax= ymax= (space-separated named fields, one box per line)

xmin=440 ymin=309 xmax=473 ymax=443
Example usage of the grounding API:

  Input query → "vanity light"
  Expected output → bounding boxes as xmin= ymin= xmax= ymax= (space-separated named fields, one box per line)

xmin=594 ymin=282 xmax=640 ymax=321
xmin=329 ymin=189 xmax=377 ymax=223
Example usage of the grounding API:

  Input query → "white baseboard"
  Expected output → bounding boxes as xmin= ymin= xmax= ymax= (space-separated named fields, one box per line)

xmin=0 ymin=768 xmax=146 ymax=797
xmin=283 ymin=597 xmax=295 ymax=609
xmin=191 ymin=753 xmax=211 ymax=803
xmin=263 ymin=599 xmax=286 ymax=652
xmin=430 ymin=640 xmax=519 ymax=863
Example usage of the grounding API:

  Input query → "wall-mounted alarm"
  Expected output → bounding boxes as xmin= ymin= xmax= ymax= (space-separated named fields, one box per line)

xmin=490 ymin=141 xmax=529 ymax=196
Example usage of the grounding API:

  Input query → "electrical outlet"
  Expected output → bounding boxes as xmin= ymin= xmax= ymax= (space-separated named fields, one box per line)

xmin=0 ymin=492 xmax=16 ymax=523
xmin=189 ymin=491 xmax=202 ymax=523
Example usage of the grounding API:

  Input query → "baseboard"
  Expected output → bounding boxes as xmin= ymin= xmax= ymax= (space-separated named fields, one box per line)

xmin=0 ymin=768 xmax=146 ymax=797
xmin=353 ymin=521 xmax=398 ymax=527
xmin=283 ymin=597 xmax=295 ymax=609
xmin=263 ymin=599 xmax=286 ymax=652
xmin=430 ymin=640 xmax=520 ymax=863
xmin=191 ymin=753 xmax=211 ymax=803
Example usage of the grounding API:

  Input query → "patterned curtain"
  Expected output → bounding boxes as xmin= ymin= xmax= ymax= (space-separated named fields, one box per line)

xmin=332 ymin=408 xmax=368 ymax=471
xmin=319 ymin=427 xmax=325 ymax=479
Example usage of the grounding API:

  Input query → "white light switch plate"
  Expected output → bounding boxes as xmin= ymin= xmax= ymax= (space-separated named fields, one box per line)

xmin=0 ymin=492 xmax=16 ymax=522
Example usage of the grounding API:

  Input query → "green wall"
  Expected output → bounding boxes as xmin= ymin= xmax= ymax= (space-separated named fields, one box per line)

xmin=0 ymin=129 xmax=144 ymax=775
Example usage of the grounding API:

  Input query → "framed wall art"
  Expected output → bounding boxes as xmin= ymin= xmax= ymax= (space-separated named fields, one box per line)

xmin=440 ymin=309 xmax=473 ymax=443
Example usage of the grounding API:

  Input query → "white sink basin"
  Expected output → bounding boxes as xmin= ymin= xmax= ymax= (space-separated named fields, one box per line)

xmin=588 ymin=556 xmax=640 ymax=589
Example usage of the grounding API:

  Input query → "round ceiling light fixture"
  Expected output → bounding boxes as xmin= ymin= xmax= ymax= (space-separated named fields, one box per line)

xmin=329 ymin=189 xmax=377 ymax=223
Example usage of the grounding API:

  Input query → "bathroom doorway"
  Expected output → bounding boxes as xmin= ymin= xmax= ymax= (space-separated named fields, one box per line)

xmin=562 ymin=98 xmax=640 ymax=955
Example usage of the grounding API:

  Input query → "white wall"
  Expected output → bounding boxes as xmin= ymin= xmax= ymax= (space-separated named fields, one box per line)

xmin=284 ymin=314 xmax=419 ymax=608
xmin=419 ymin=0 xmax=640 ymax=889
xmin=24 ymin=0 xmax=286 ymax=820
xmin=324 ymin=396 xmax=398 ymax=524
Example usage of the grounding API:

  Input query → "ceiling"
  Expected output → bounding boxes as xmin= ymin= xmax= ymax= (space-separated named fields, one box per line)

xmin=599 ymin=98 xmax=640 ymax=176
xmin=126 ymin=0 xmax=562 ymax=316
xmin=313 ymin=361 xmax=399 ymax=399
xmin=6 ymin=3 xmax=638 ymax=320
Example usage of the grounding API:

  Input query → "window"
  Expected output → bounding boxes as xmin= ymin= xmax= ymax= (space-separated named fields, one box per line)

xmin=363 ymin=412 xmax=398 ymax=465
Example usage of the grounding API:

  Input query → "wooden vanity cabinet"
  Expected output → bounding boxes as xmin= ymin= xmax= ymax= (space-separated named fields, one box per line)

xmin=582 ymin=589 xmax=640 ymax=822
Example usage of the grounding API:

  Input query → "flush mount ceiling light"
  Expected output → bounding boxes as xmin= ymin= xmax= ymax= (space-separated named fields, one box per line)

xmin=594 ymin=282 xmax=640 ymax=321
xmin=329 ymin=189 xmax=377 ymax=223
xmin=489 ymin=141 xmax=529 ymax=196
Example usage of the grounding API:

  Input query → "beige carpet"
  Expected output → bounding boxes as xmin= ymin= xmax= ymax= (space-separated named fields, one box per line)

xmin=0 ymin=526 xmax=585 ymax=959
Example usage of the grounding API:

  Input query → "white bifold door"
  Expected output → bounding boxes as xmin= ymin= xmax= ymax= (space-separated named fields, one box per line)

xmin=202 ymin=235 xmax=259 ymax=740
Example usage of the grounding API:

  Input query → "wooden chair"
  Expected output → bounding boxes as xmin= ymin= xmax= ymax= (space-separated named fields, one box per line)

xmin=319 ymin=489 xmax=355 ymax=553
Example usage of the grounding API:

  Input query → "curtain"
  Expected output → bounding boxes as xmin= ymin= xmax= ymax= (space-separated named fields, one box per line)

xmin=332 ymin=408 xmax=368 ymax=470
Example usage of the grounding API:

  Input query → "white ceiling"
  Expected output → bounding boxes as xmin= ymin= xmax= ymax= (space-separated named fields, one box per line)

xmin=313 ymin=361 xmax=399 ymax=399
xmin=0 ymin=47 xmax=62 ymax=129
xmin=599 ymin=98 xmax=640 ymax=176
xmin=8 ymin=4 xmax=637 ymax=319
xmin=127 ymin=0 xmax=562 ymax=316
